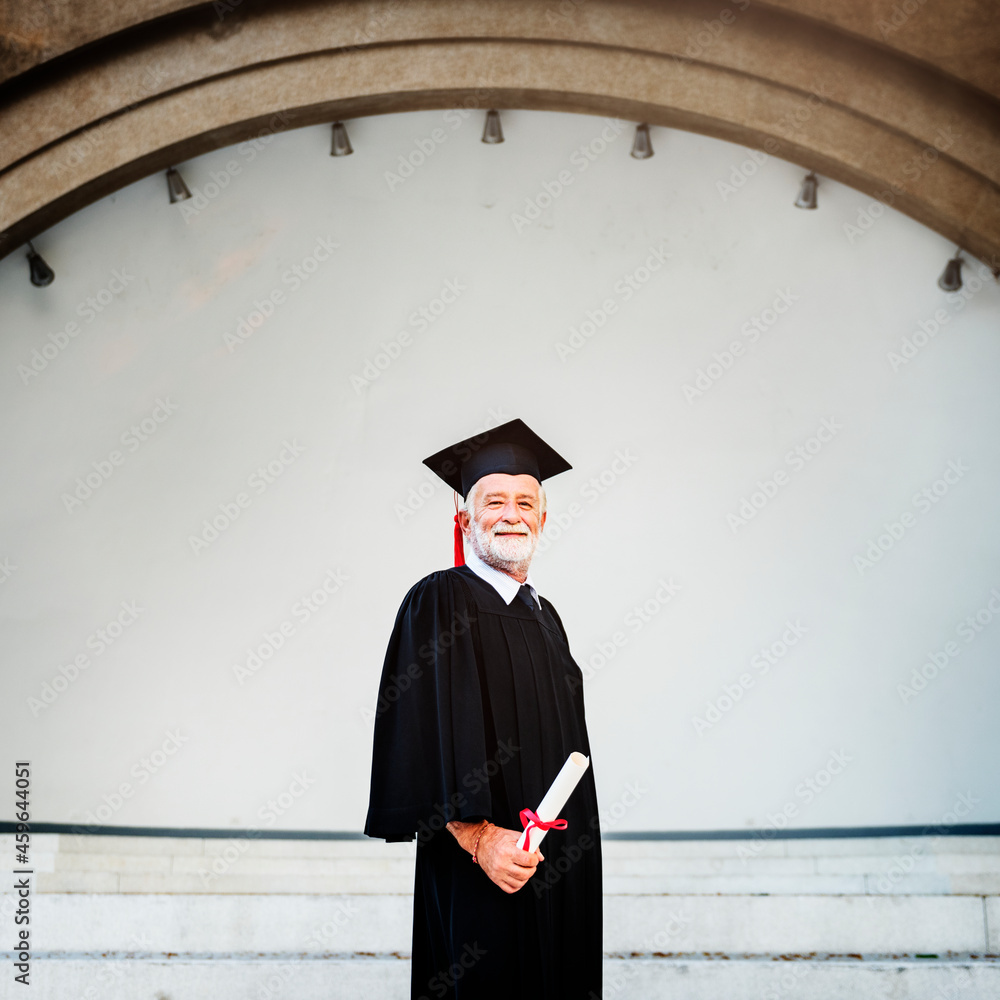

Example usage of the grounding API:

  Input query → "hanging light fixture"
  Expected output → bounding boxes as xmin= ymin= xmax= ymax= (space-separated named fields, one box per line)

xmin=166 ymin=167 xmax=192 ymax=203
xmin=481 ymin=110 xmax=504 ymax=144
xmin=330 ymin=122 xmax=353 ymax=157
xmin=26 ymin=242 xmax=55 ymax=287
xmin=794 ymin=172 xmax=818 ymax=209
xmin=630 ymin=123 xmax=653 ymax=159
xmin=938 ymin=251 xmax=964 ymax=292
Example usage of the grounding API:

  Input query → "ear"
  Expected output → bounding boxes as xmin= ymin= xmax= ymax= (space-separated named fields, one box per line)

xmin=539 ymin=509 xmax=547 ymax=533
xmin=454 ymin=491 xmax=472 ymax=537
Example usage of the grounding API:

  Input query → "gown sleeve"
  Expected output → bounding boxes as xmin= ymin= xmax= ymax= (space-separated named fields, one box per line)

xmin=363 ymin=570 xmax=493 ymax=841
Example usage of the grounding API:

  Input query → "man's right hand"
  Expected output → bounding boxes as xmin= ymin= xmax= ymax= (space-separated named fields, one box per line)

xmin=475 ymin=824 xmax=545 ymax=893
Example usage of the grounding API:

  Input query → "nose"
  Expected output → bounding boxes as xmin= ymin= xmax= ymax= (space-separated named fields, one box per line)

xmin=500 ymin=498 xmax=522 ymax=521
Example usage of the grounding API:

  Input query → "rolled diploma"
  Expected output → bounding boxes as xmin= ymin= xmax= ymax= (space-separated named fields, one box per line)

xmin=516 ymin=751 xmax=590 ymax=853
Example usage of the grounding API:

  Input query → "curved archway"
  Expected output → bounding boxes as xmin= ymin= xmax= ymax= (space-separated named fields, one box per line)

xmin=1 ymin=0 xmax=998 ymax=266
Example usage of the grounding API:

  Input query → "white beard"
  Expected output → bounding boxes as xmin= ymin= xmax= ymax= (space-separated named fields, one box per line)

xmin=469 ymin=517 xmax=538 ymax=575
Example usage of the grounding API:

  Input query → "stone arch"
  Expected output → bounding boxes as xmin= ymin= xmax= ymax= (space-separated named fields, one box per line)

xmin=1 ymin=0 xmax=998 ymax=266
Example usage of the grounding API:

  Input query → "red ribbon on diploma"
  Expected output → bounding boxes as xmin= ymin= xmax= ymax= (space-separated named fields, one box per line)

xmin=519 ymin=808 xmax=568 ymax=851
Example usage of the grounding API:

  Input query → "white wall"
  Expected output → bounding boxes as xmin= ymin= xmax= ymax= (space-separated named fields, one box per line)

xmin=1 ymin=109 xmax=998 ymax=834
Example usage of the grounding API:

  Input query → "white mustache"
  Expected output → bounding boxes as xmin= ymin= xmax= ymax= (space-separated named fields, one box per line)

xmin=492 ymin=526 xmax=529 ymax=536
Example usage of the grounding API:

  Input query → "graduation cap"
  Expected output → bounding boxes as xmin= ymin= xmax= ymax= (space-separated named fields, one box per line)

xmin=422 ymin=419 xmax=572 ymax=566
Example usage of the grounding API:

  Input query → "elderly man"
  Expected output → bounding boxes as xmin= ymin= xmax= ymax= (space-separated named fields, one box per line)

xmin=365 ymin=419 xmax=602 ymax=999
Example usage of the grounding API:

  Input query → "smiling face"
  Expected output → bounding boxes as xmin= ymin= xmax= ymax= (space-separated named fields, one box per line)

xmin=459 ymin=472 xmax=547 ymax=582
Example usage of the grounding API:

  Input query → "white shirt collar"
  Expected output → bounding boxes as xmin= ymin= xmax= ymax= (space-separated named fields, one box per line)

xmin=463 ymin=544 xmax=539 ymax=608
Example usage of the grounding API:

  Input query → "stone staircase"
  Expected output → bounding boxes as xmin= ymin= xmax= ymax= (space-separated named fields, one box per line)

xmin=2 ymin=832 xmax=998 ymax=998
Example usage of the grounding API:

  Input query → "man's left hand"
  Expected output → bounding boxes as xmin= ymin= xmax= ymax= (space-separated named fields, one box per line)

xmin=446 ymin=819 xmax=546 ymax=893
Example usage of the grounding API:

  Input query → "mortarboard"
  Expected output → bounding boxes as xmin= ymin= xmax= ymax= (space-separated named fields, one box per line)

xmin=422 ymin=419 xmax=572 ymax=565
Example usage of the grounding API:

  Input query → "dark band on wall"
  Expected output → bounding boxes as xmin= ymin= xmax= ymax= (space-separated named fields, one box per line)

xmin=2 ymin=821 xmax=997 ymax=839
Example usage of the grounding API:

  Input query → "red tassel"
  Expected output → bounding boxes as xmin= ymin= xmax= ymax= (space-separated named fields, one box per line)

xmin=453 ymin=513 xmax=465 ymax=567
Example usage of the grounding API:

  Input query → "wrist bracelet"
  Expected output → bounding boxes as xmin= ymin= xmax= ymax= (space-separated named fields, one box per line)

xmin=471 ymin=821 xmax=491 ymax=865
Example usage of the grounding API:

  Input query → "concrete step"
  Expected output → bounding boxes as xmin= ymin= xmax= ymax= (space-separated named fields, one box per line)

xmin=2 ymin=955 xmax=997 ymax=1000
xmin=13 ymin=891 xmax=995 ymax=955
xmin=11 ymin=834 xmax=1000 ymax=896
xmin=39 ymin=869 xmax=1000 ymax=896
xmin=20 ymin=833 xmax=1000 ymax=857
xmin=43 ymin=850 xmax=1000 ymax=877
xmin=5 ymin=834 xmax=997 ymax=999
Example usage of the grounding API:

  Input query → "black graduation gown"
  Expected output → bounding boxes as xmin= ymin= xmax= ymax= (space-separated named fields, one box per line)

xmin=364 ymin=565 xmax=602 ymax=999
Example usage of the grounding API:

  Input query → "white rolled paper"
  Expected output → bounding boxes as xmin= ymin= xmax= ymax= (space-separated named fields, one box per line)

xmin=516 ymin=751 xmax=590 ymax=853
